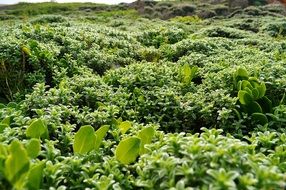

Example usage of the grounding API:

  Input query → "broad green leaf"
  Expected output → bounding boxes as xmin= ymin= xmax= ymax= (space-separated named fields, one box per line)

xmin=244 ymin=87 xmax=253 ymax=96
xmin=26 ymin=139 xmax=41 ymax=159
xmin=1 ymin=117 xmax=11 ymax=126
xmin=257 ymin=82 xmax=266 ymax=98
xmin=4 ymin=140 xmax=30 ymax=185
xmin=245 ymin=101 xmax=262 ymax=114
xmin=257 ymin=96 xmax=272 ymax=113
xmin=73 ymin=125 xmax=96 ymax=154
xmin=190 ymin=66 xmax=198 ymax=81
xmin=236 ymin=67 xmax=249 ymax=78
xmin=0 ymin=124 xmax=9 ymax=133
xmin=181 ymin=64 xmax=197 ymax=84
xmin=94 ymin=125 xmax=109 ymax=150
xmin=238 ymin=90 xmax=253 ymax=105
xmin=26 ymin=161 xmax=45 ymax=190
xmin=26 ymin=119 xmax=49 ymax=139
xmin=248 ymin=77 xmax=260 ymax=88
xmin=0 ymin=103 xmax=5 ymax=108
xmin=234 ymin=67 xmax=249 ymax=82
xmin=237 ymin=80 xmax=242 ymax=90
xmin=138 ymin=127 xmax=155 ymax=155
xmin=115 ymin=137 xmax=141 ymax=165
xmin=181 ymin=63 xmax=191 ymax=83
xmin=118 ymin=121 xmax=132 ymax=134
xmin=251 ymin=88 xmax=259 ymax=100
xmin=241 ymin=80 xmax=253 ymax=90
xmin=0 ymin=144 xmax=8 ymax=158
xmin=0 ymin=144 xmax=8 ymax=172
xmin=7 ymin=102 xmax=17 ymax=108
xmin=252 ymin=113 xmax=268 ymax=125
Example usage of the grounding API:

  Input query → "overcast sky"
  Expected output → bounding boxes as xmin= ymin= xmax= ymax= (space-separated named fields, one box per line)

xmin=1 ymin=0 xmax=135 ymax=4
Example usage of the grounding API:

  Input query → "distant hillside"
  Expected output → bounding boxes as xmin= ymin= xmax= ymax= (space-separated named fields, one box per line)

xmin=0 ymin=1 xmax=285 ymax=20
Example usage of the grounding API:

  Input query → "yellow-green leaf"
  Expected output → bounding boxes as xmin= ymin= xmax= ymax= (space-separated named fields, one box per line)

xmin=118 ymin=121 xmax=132 ymax=134
xmin=4 ymin=140 xmax=30 ymax=185
xmin=26 ymin=161 xmax=45 ymax=190
xmin=26 ymin=119 xmax=49 ymax=139
xmin=73 ymin=125 xmax=96 ymax=154
xmin=138 ymin=127 xmax=155 ymax=155
xmin=94 ymin=125 xmax=109 ymax=150
xmin=115 ymin=137 xmax=141 ymax=165
xmin=26 ymin=139 xmax=41 ymax=159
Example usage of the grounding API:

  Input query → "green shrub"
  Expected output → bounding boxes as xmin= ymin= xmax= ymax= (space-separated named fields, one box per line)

xmin=202 ymin=26 xmax=249 ymax=39
xmin=261 ymin=21 xmax=286 ymax=37
xmin=134 ymin=129 xmax=286 ymax=189
xmin=30 ymin=15 xmax=68 ymax=24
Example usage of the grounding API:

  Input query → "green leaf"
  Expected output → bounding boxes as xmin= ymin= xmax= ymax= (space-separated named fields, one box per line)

xmin=251 ymin=88 xmax=259 ymax=100
xmin=244 ymin=87 xmax=253 ymax=96
xmin=248 ymin=77 xmax=260 ymax=88
xmin=245 ymin=101 xmax=262 ymax=114
xmin=138 ymin=127 xmax=155 ymax=155
xmin=238 ymin=90 xmax=253 ymax=105
xmin=26 ymin=161 xmax=45 ymax=190
xmin=234 ymin=67 xmax=249 ymax=83
xmin=26 ymin=139 xmax=41 ymax=159
xmin=252 ymin=113 xmax=268 ymax=125
xmin=257 ymin=96 xmax=272 ymax=113
xmin=115 ymin=137 xmax=141 ymax=165
xmin=181 ymin=64 xmax=191 ymax=83
xmin=0 ymin=144 xmax=8 ymax=159
xmin=73 ymin=125 xmax=96 ymax=154
xmin=7 ymin=102 xmax=17 ymax=108
xmin=118 ymin=121 xmax=132 ymax=134
xmin=257 ymin=82 xmax=266 ymax=98
xmin=0 ymin=124 xmax=9 ymax=133
xmin=190 ymin=66 xmax=198 ymax=81
xmin=94 ymin=125 xmax=109 ymax=150
xmin=1 ymin=117 xmax=11 ymax=126
xmin=236 ymin=67 xmax=249 ymax=78
xmin=26 ymin=119 xmax=49 ymax=139
xmin=241 ymin=80 xmax=253 ymax=90
xmin=237 ymin=80 xmax=242 ymax=90
xmin=181 ymin=64 xmax=198 ymax=84
xmin=4 ymin=140 xmax=30 ymax=185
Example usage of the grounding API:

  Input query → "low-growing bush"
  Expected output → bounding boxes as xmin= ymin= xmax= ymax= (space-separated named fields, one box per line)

xmin=30 ymin=15 xmax=68 ymax=24
xmin=202 ymin=26 xmax=249 ymax=39
xmin=261 ymin=21 xmax=286 ymax=37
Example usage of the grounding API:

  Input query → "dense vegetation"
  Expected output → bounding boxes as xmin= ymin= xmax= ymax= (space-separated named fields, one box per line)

xmin=0 ymin=1 xmax=286 ymax=189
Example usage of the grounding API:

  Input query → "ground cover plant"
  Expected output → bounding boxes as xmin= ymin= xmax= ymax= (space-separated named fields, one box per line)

xmin=0 ymin=1 xmax=286 ymax=189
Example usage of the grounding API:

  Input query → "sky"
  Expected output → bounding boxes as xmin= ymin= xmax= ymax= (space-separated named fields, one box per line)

xmin=0 ymin=0 xmax=135 ymax=4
